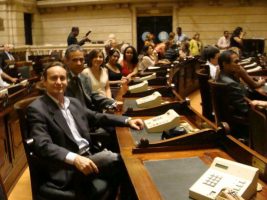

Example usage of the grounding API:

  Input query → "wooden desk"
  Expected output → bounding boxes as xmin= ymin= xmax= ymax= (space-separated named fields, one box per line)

xmin=116 ymin=125 xmax=267 ymax=200
xmin=253 ymin=77 xmax=267 ymax=99
xmin=0 ymin=82 xmax=38 ymax=195
xmin=115 ymin=86 xmax=267 ymax=200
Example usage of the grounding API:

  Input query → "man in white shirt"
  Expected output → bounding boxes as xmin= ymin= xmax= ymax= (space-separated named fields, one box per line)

xmin=175 ymin=27 xmax=187 ymax=45
xmin=0 ymin=66 xmax=18 ymax=87
xmin=217 ymin=31 xmax=230 ymax=50
xmin=27 ymin=61 xmax=143 ymax=199
xmin=0 ymin=43 xmax=19 ymax=83
xmin=202 ymin=45 xmax=220 ymax=80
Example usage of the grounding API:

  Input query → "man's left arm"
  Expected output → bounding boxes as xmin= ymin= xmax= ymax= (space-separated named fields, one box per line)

xmin=80 ymin=74 xmax=116 ymax=111
xmin=85 ymin=109 xmax=143 ymax=130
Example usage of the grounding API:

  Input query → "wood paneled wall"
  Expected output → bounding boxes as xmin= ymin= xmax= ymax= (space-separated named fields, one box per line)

xmin=176 ymin=5 xmax=267 ymax=48
xmin=40 ymin=7 xmax=132 ymax=45
xmin=0 ymin=0 xmax=267 ymax=52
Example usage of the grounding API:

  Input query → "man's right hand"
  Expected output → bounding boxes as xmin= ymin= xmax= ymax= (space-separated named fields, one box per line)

xmin=73 ymin=155 xmax=99 ymax=175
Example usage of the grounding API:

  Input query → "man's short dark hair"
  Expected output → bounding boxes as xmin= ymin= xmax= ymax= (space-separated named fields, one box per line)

xmin=71 ymin=27 xmax=79 ymax=32
xmin=65 ymin=44 xmax=84 ymax=58
xmin=218 ymin=50 xmax=237 ymax=70
xmin=42 ymin=61 xmax=65 ymax=80
xmin=202 ymin=45 xmax=220 ymax=61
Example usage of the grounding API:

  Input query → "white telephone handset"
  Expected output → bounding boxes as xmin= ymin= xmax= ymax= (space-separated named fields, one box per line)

xmin=246 ymin=66 xmax=262 ymax=73
xmin=189 ymin=157 xmax=259 ymax=200
xmin=144 ymin=109 xmax=180 ymax=133
xmin=148 ymin=66 xmax=160 ymax=70
xmin=136 ymin=91 xmax=162 ymax=108
xmin=128 ymin=80 xmax=148 ymax=93
xmin=20 ymin=79 xmax=28 ymax=86
xmin=135 ymin=73 xmax=156 ymax=82
xmin=0 ymin=88 xmax=8 ymax=96
xmin=243 ymin=62 xmax=257 ymax=69
xmin=240 ymin=57 xmax=252 ymax=65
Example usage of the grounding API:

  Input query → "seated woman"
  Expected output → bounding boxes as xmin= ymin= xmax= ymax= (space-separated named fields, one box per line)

xmin=139 ymin=44 xmax=171 ymax=73
xmin=144 ymin=33 xmax=155 ymax=48
xmin=178 ymin=41 xmax=191 ymax=60
xmin=119 ymin=45 xmax=139 ymax=80
xmin=155 ymin=42 xmax=167 ymax=60
xmin=155 ymin=32 xmax=175 ymax=60
xmin=138 ymin=44 xmax=158 ymax=73
xmin=168 ymin=32 xmax=176 ymax=47
xmin=82 ymin=49 xmax=112 ymax=98
xmin=105 ymin=48 xmax=127 ymax=86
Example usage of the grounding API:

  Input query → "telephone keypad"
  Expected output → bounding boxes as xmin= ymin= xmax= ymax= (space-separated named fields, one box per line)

xmin=232 ymin=180 xmax=246 ymax=192
xmin=203 ymin=174 xmax=223 ymax=187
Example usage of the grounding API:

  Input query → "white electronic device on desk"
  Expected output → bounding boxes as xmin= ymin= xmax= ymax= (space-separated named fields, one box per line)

xmin=148 ymin=66 xmax=160 ymax=70
xmin=136 ymin=91 xmax=162 ymax=108
xmin=189 ymin=157 xmax=259 ymax=200
xmin=0 ymin=88 xmax=8 ymax=96
xmin=7 ymin=79 xmax=28 ymax=89
xmin=20 ymin=79 xmax=28 ymax=86
xmin=263 ymin=83 xmax=267 ymax=92
xmin=243 ymin=62 xmax=257 ymax=69
xmin=144 ymin=109 xmax=180 ymax=133
xmin=134 ymin=73 xmax=156 ymax=82
xmin=128 ymin=80 xmax=148 ymax=93
xmin=240 ymin=57 xmax=252 ymax=65
xmin=246 ymin=66 xmax=262 ymax=73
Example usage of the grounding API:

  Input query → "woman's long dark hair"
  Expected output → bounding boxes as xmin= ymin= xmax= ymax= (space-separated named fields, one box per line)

xmin=232 ymin=27 xmax=243 ymax=37
xmin=123 ymin=46 xmax=138 ymax=65
xmin=105 ymin=48 xmax=120 ymax=63
xmin=85 ymin=49 xmax=104 ymax=68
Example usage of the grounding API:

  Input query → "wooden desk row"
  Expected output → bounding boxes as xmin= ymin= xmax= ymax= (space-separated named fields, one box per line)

xmin=0 ymin=78 xmax=39 ymax=195
xmin=114 ymin=67 xmax=267 ymax=200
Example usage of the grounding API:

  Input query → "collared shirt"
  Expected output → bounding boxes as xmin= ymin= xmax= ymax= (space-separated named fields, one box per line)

xmin=175 ymin=33 xmax=187 ymax=43
xmin=0 ymin=68 xmax=10 ymax=87
xmin=47 ymin=93 xmax=89 ymax=164
xmin=217 ymin=36 xmax=230 ymax=49
xmin=207 ymin=61 xmax=219 ymax=80
xmin=5 ymin=51 xmax=15 ymax=60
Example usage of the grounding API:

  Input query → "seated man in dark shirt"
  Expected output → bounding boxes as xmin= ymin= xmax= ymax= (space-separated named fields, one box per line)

xmin=0 ymin=43 xmax=20 ymax=80
xmin=64 ymin=44 xmax=122 ymax=151
xmin=217 ymin=49 xmax=249 ymax=116
xmin=217 ymin=49 xmax=265 ymax=114
xmin=216 ymin=50 xmax=252 ymax=139
xmin=64 ymin=44 xmax=117 ymax=112
xmin=27 ymin=61 xmax=143 ymax=199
